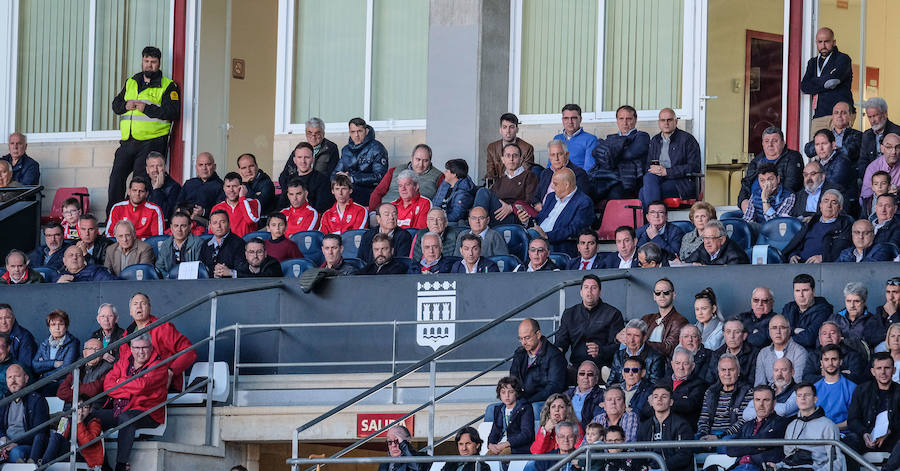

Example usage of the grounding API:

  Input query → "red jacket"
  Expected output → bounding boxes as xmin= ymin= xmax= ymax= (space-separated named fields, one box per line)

xmin=281 ymin=203 xmax=320 ymax=236
xmin=120 ymin=316 xmax=197 ymax=392
xmin=106 ymin=200 xmax=165 ymax=239
xmin=104 ymin=353 xmax=168 ymax=424
xmin=63 ymin=417 xmax=104 ymax=468
xmin=392 ymin=194 xmax=431 ymax=229
xmin=530 ymin=423 xmax=583 ymax=454
xmin=211 ymin=197 xmax=261 ymax=237
xmin=56 ymin=367 xmax=107 ymax=403
xmin=320 ymin=199 xmax=368 ymax=234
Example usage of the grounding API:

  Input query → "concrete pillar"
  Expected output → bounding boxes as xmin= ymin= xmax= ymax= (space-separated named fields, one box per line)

xmin=426 ymin=0 xmax=510 ymax=180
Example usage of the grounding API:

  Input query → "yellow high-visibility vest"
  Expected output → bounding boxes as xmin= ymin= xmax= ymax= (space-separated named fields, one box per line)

xmin=120 ymin=75 xmax=174 ymax=140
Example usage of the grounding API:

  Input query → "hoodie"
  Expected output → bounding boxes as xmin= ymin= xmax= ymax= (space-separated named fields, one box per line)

xmin=778 ymin=406 xmax=845 ymax=470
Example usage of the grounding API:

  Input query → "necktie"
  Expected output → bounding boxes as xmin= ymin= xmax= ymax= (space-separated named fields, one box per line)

xmin=581 ymin=260 xmax=589 ymax=270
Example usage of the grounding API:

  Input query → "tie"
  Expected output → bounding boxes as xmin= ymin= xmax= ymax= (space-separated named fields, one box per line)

xmin=581 ymin=260 xmax=589 ymax=270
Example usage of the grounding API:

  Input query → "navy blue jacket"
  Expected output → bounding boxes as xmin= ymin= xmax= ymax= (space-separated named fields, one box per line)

xmin=534 ymin=189 xmax=594 ymax=257
xmin=804 ymin=128 xmax=863 ymax=168
xmin=591 ymin=130 xmax=651 ymax=192
xmin=279 ymin=169 xmax=334 ymax=214
xmin=635 ymin=412 xmax=694 ymax=471
xmin=620 ymin=379 xmax=653 ymax=414
xmin=726 ymin=414 xmax=789 ymax=464
xmin=608 ymin=345 xmax=665 ymax=386
xmin=177 ymin=172 xmax=225 ymax=216
xmin=0 ymin=391 xmax=49 ymax=442
xmin=859 ymin=120 xmax=900 ymax=177
xmin=800 ymin=47 xmax=854 ymax=119
xmin=280 ymin=138 xmax=341 ymax=182
xmin=450 ymin=257 xmax=499 ymax=273
xmin=802 ymin=341 xmax=868 ymax=385
xmin=555 ymin=301 xmax=624 ymax=367
xmin=243 ymin=170 xmax=276 ymax=215
xmin=782 ymin=213 xmax=853 ymax=263
xmin=334 ymin=125 xmax=389 ymax=188
xmin=1 ymin=153 xmax=40 ymax=186
xmin=509 ymin=336 xmax=567 ymax=403
xmin=488 ymin=400 xmax=535 ymax=454
xmin=148 ymin=174 xmax=182 ymax=221
xmin=781 ymin=297 xmax=834 ymax=350
xmin=199 ymin=232 xmax=246 ymax=273
xmin=565 ymin=385 xmax=605 ymax=429
xmin=32 ymin=332 xmax=80 ymax=384
xmin=8 ymin=323 xmax=37 ymax=368
xmin=875 ymin=215 xmax=900 ymax=247
xmin=830 ymin=309 xmax=887 ymax=349
xmin=817 ymin=149 xmax=857 ymax=202
xmin=61 ymin=264 xmax=119 ymax=282
xmin=636 ymin=222 xmax=685 ymax=261
xmin=357 ymin=229 xmax=413 ymax=263
xmin=646 ymin=128 xmax=702 ymax=198
xmin=641 ymin=373 xmax=708 ymax=431
xmin=734 ymin=310 xmax=776 ymax=348
xmin=836 ymin=243 xmax=897 ymax=263
xmin=418 ymin=257 xmax=456 ymax=274
xmin=356 ymin=258 xmax=410 ymax=275
xmin=28 ymin=242 xmax=71 ymax=270
xmin=432 ymin=176 xmax=476 ymax=224
xmin=566 ymin=255 xmax=607 ymax=270
xmin=738 ymin=149 xmax=804 ymax=205
xmin=533 ymin=162 xmax=590 ymax=205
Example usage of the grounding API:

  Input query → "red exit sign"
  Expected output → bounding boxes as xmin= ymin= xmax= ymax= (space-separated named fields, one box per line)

xmin=356 ymin=414 xmax=415 ymax=438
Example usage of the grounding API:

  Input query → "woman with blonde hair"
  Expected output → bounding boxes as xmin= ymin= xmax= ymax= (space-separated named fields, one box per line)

xmin=885 ymin=323 xmax=900 ymax=383
xmin=529 ymin=393 xmax=583 ymax=454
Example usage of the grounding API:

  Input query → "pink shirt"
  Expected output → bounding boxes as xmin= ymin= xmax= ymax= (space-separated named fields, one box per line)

xmin=861 ymin=156 xmax=900 ymax=198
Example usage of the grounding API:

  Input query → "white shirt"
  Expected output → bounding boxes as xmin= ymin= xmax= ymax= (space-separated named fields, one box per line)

xmin=539 ymin=189 xmax=576 ymax=233
xmin=505 ymin=166 xmax=526 ymax=179
xmin=618 ymin=251 xmax=635 ymax=269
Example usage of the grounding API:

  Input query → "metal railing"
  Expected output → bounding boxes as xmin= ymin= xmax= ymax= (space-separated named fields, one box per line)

xmin=287 ymin=452 xmax=669 ymax=471
xmin=289 ymin=273 xmax=631 ymax=471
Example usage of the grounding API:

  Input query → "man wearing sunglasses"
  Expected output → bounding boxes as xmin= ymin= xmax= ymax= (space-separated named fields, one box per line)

xmin=877 ymin=276 xmax=900 ymax=325
xmin=735 ymin=287 xmax=778 ymax=348
xmin=639 ymin=278 xmax=688 ymax=357
xmin=564 ymin=361 xmax=604 ymax=430
xmin=379 ymin=425 xmax=424 ymax=471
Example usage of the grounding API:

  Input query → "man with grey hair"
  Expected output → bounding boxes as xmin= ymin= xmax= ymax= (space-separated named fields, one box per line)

xmin=646 ymin=344 xmax=707 ymax=429
xmin=831 ymin=281 xmax=886 ymax=348
xmin=784 ymin=188 xmax=853 ymax=263
xmin=371 ymin=143 xmax=443 ymax=210
xmin=390 ymin=168 xmax=432 ymax=229
xmin=0 ymin=160 xmax=23 ymax=203
xmin=531 ymin=421 xmax=579 ymax=471
xmin=738 ymin=126 xmax=803 ymax=212
xmin=608 ymin=318 xmax=665 ymax=385
xmin=564 ymin=360 xmax=604 ymax=429
xmin=683 ymin=219 xmax=749 ymax=265
xmin=790 ymin=160 xmax=841 ymax=219
xmin=862 ymin=132 xmax=900 ymax=200
xmin=532 ymin=139 xmax=589 ymax=210
xmin=91 ymin=303 xmax=125 ymax=364
xmin=281 ymin=117 xmax=339 ymax=176
xmin=412 ymin=208 xmax=461 ymax=260
xmin=2 ymin=250 xmax=41 ymax=284
xmin=676 ymin=324 xmax=719 ymax=385
xmin=697 ymin=353 xmax=753 ymax=440
xmin=104 ymin=219 xmax=155 ymax=276
xmin=755 ymin=315 xmax=806 ymax=386
xmin=859 ymin=97 xmax=900 ymax=176
xmin=636 ymin=242 xmax=666 ymax=268
xmin=378 ymin=425 xmax=423 ymax=471
xmin=417 ymin=232 xmax=454 ymax=274
xmin=1 ymin=131 xmax=39 ymax=185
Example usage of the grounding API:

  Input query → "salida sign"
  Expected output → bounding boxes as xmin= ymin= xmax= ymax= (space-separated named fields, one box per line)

xmin=356 ymin=414 xmax=415 ymax=438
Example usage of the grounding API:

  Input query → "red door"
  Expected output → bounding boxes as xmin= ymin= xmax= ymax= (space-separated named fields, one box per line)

xmin=746 ymin=31 xmax=783 ymax=158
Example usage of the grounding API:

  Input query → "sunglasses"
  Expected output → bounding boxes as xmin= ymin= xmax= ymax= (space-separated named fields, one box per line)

xmin=578 ymin=372 xmax=596 ymax=377
xmin=654 ymin=290 xmax=672 ymax=296
xmin=888 ymin=278 xmax=900 ymax=286
xmin=622 ymin=367 xmax=641 ymax=373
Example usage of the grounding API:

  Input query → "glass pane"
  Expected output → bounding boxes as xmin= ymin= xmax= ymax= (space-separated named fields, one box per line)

xmin=602 ymin=0 xmax=683 ymax=111
xmin=16 ymin=0 xmax=90 ymax=133
xmin=519 ymin=0 xmax=598 ymax=115
xmin=853 ymin=0 xmax=900 ymax=132
xmin=291 ymin=0 xmax=366 ymax=124
xmin=371 ymin=0 xmax=428 ymax=121
xmin=703 ymin=0 xmax=785 ymax=206
xmin=93 ymin=0 xmax=172 ymax=131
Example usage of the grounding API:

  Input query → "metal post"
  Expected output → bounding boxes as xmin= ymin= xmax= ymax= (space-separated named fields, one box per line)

xmin=428 ymin=360 xmax=436 ymax=456
xmin=232 ymin=325 xmax=241 ymax=406
xmin=391 ymin=321 xmax=398 ymax=404
xmin=556 ymin=287 xmax=566 ymax=333
xmin=205 ymin=295 xmax=218 ymax=446
xmin=830 ymin=444 xmax=835 ymax=471
xmin=69 ymin=367 xmax=80 ymax=469
xmin=292 ymin=428 xmax=300 ymax=471
xmin=584 ymin=446 xmax=590 ymax=471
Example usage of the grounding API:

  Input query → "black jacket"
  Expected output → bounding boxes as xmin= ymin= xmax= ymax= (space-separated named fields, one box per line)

xmin=148 ymin=174 xmax=182 ymax=221
xmin=358 ymin=229 xmax=413 ymax=263
xmin=199 ymin=232 xmax=246 ymax=273
xmin=726 ymin=413 xmax=789 ymax=465
xmin=859 ymin=120 xmax=900 ymax=177
xmin=780 ymin=297 xmax=834 ymax=350
xmin=28 ymin=242 xmax=71 ymax=270
xmin=682 ymin=238 xmax=749 ymax=265
xmin=418 ymin=257 xmax=457 ymax=274
xmin=802 ymin=341 xmax=868 ymax=385
xmin=85 ymin=236 xmax=114 ymax=266
xmin=804 ymin=127 xmax=863 ymax=167
xmin=608 ymin=345 xmax=665 ymax=386
xmin=641 ymin=372 xmax=708 ymax=432
xmin=441 ymin=463 xmax=489 ymax=471
xmin=177 ymin=173 xmax=225 ymax=216
xmin=848 ymin=380 xmax=900 ymax=451
xmin=635 ymin=412 xmax=694 ymax=471
xmin=790 ymin=180 xmax=843 ymax=218
xmin=236 ymin=255 xmax=283 ymax=278
xmin=278 ymin=169 xmax=334 ymax=214
xmin=376 ymin=441 xmax=424 ymax=471
xmin=509 ymin=336 xmax=567 ymax=403
xmin=90 ymin=325 xmax=126 ymax=362
xmin=874 ymin=215 xmax=900 ymax=247
xmin=738 ymin=148 xmax=804 ymax=206
xmin=488 ymin=400 xmax=535 ymax=454
xmin=555 ymin=302 xmax=624 ymax=368
xmin=565 ymin=385 xmax=605 ymax=429
xmin=715 ymin=342 xmax=759 ymax=384
xmin=646 ymin=128 xmax=702 ymax=199
xmin=280 ymin=137 xmax=340 ymax=183
xmin=663 ymin=347 xmax=719 ymax=386
xmin=242 ymin=170 xmax=276 ymax=215
xmin=357 ymin=258 xmax=410 ymax=275
xmin=0 ymin=391 xmax=49 ymax=443
xmin=800 ymin=47 xmax=854 ymax=119
xmin=782 ymin=213 xmax=853 ymax=263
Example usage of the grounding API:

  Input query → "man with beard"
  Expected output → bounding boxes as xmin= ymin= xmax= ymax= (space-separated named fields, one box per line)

xmin=790 ymin=161 xmax=841 ymax=219
xmin=742 ymin=358 xmax=799 ymax=421
xmin=812 ymin=345 xmax=855 ymax=431
xmin=357 ymin=233 xmax=408 ymax=275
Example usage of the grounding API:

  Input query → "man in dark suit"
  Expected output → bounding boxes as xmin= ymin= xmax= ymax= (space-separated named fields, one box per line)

xmin=636 ymin=201 xmax=684 ymax=260
xmin=836 ymin=219 xmax=896 ymax=262
xmin=683 ymin=220 xmax=749 ymax=265
xmin=803 ymin=101 xmax=862 ymax=166
xmin=200 ymin=209 xmax=246 ymax=278
xmin=357 ymin=203 xmax=413 ymax=263
xmin=873 ymin=194 xmax=900 ymax=247
xmin=441 ymin=427 xmax=490 ymax=471
xmin=450 ymin=233 xmax=499 ymax=273
xmin=596 ymin=226 xmax=638 ymax=269
xmin=417 ymin=232 xmax=456 ymax=274
xmin=859 ymin=97 xmax=900 ymax=177
xmin=517 ymin=168 xmax=593 ymax=257
xmin=28 ymin=222 xmax=71 ymax=270
xmin=791 ymin=160 xmax=842 ymax=219
xmin=800 ymin=28 xmax=855 ymax=136
xmin=357 ymin=233 xmax=409 ymax=275
xmin=639 ymin=108 xmax=701 ymax=211
xmin=566 ymin=228 xmax=605 ymax=270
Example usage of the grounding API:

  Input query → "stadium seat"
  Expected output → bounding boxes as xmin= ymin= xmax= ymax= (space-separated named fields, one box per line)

xmin=167 ymin=263 xmax=210 ymax=279
xmin=549 ymin=252 xmax=570 ymax=268
xmin=171 ymin=361 xmax=230 ymax=404
xmin=757 ymin=217 xmax=803 ymax=252
xmin=282 ymin=258 xmax=315 ymax=278
xmin=341 ymin=229 xmax=367 ymax=259
xmin=720 ymin=218 xmax=753 ymax=250
xmin=477 ymin=421 xmax=494 ymax=455
xmin=106 ymin=409 xmax=167 ymax=439
xmin=42 ymin=187 xmax=90 ymax=224
xmin=34 ymin=267 xmax=58 ymax=283
xmin=119 ymin=264 xmax=161 ymax=281
xmin=720 ymin=209 xmax=744 ymax=219
xmin=669 ymin=220 xmax=695 ymax=235
xmin=597 ymin=199 xmax=643 ymax=241
xmin=342 ymin=258 xmax=365 ymax=270
xmin=882 ymin=243 xmax=900 ymax=260
xmin=243 ymin=231 xmax=272 ymax=242
xmin=198 ymin=234 xmax=214 ymax=243
xmin=507 ymin=461 xmax=527 ymax=471
xmin=489 ymin=255 xmax=520 ymax=272
xmin=495 ymin=224 xmax=530 ymax=262
xmin=863 ymin=452 xmax=890 ymax=465
xmin=394 ymin=257 xmax=418 ymax=274
xmin=746 ymin=245 xmax=784 ymax=264
xmin=443 ymin=256 xmax=462 ymax=266
xmin=701 ymin=454 xmax=736 ymax=470
xmin=290 ymin=231 xmax=325 ymax=265
xmin=144 ymin=235 xmax=169 ymax=257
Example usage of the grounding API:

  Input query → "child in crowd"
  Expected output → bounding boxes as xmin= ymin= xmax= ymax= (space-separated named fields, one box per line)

xmin=60 ymin=197 xmax=82 ymax=240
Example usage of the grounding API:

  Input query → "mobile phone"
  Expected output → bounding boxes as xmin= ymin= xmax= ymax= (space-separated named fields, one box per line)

xmin=650 ymin=160 xmax=660 ymax=166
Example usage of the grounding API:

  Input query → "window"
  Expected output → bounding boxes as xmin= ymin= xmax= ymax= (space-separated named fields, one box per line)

xmin=14 ymin=0 xmax=172 ymax=136
xmin=511 ymin=0 xmax=689 ymax=121
xmin=280 ymin=0 xmax=428 ymax=132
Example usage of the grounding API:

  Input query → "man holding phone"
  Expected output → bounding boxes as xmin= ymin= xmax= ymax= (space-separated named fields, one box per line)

xmin=638 ymin=108 xmax=701 ymax=212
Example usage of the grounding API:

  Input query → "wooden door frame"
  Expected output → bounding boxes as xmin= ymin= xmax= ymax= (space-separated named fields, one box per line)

xmin=744 ymin=30 xmax=784 ymax=154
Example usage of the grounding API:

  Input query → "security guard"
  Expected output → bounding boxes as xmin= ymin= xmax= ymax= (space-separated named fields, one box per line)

xmin=107 ymin=46 xmax=180 ymax=217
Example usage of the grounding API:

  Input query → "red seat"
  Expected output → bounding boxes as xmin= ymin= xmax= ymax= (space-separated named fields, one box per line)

xmin=596 ymin=199 xmax=643 ymax=241
xmin=42 ymin=187 xmax=90 ymax=224
xmin=663 ymin=197 xmax=697 ymax=209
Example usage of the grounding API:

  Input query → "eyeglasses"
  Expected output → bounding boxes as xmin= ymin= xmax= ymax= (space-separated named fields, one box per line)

xmin=578 ymin=372 xmax=596 ymax=377
xmin=751 ymin=298 xmax=772 ymax=304
xmin=387 ymin=440 xmax=401 ymax=446
xmin=802 ymin=171 xmax=824 ymax=177
xmin=622 ymin=367 xmax=641 ymax=374
xmin=701 ymin=236 xmax=724 ymax=240
xmin=131 ymin=346 xmax=152 ymax=351
xmin=654 ymin=290 xmax=672 ymax=296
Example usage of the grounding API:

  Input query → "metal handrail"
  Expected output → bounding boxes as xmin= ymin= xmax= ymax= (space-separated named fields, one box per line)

xmin=286 ymin=452 xmax=668 ymax=471
xmin=289 ymin=273 xmax=630 ymax=471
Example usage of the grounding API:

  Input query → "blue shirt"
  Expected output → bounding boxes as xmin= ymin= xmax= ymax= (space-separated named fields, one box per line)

xmin=814 ymin=375 xmax=856 ymax=424
xmin=571 ymin=389 xmax=588 ymax=421
xmin=554 ymin=129 xmax=598 ymax=170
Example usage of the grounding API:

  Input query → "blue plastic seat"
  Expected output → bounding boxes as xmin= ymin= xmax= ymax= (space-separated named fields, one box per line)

xmin=119 ymin=264 xmax=161 ymax=281
xmin=290 ymin=231 xmax=325 ymax=265
xmin=881 ymin=243 xmax=900 ymax=260
xmin=144 ymin=235 xmax=170 ymax=257
xmin=669 ymin=220 xmax=695 ymax=235
xmin=342 ymin=258 xmax=365 ymax=270
xmin=281 ymin=258 xmax=315 ymax=278
xmin=341 ymin=230 xmax=368 ymax=260
xmin=243 ymin=231 xmax=272 ymax=242
xmin=34 ymin=267 xmax=58 ymax=283
xmin=746 ymin=245 xmax=785 ymax=264
xmin=167 ymin=263 xmax=210 ymax=279
xmin=720 ymin=218 xmax=753 ymax=250
xmin=757 ymin=217 xmax=803 ymax=252
xmin=549 ymin=252 xmax=571 ymax=269
xmin=720 ymin=209 xmax=744 ymax=220
xmin=394 ymin=257 xmax=418 ymax=274
xmin=495 ymin=224 xmax=530 ymax=262
xmin=488 ymin=255 xmax=521 ymax=273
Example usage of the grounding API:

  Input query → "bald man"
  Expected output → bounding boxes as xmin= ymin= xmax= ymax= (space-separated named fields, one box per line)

xmin=176 ymin=152 xmax=226 ymax=219
xmin=638 ymin=108 xmax=701 ymax=211
xmin=836 ymin=219 xmax=895 ymax=262
xmin=801 ymin=27 xmax=855 ymax=135
xmin=517 ymin=168 xmax=593 ymax=257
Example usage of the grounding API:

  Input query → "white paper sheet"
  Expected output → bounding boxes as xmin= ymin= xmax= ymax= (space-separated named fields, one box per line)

xmin=177 ymin=261 xmax=201 ymax=280
xmin=873 ymin=410 xmax=889 ymax=440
